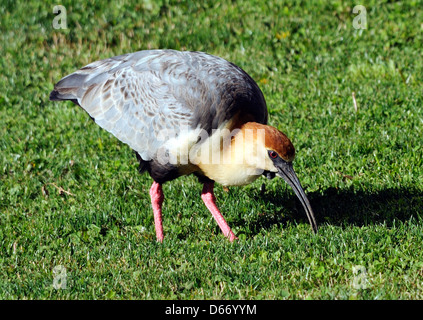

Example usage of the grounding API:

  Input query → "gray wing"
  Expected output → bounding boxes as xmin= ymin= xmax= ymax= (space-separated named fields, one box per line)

xmin=50 ymin=50 xmax=267 ymax=161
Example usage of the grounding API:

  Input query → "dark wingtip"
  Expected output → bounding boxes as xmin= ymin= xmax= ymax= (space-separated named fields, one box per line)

xmin=49 ymin=89 xmax=61 ymax=101
xmin=49 ymin=89 xmax=80 ymax=106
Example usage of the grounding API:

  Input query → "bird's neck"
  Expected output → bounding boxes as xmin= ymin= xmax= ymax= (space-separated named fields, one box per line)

xmin=194 ymin=122 xmax=269 ymax=186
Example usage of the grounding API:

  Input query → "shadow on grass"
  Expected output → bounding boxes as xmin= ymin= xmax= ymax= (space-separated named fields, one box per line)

xmin=244 ymin=186 xmax=423 ymax=233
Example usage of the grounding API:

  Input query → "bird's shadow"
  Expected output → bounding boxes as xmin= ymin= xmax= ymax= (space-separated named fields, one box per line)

xmin=235 ymin=185 xmax=423 ymax=233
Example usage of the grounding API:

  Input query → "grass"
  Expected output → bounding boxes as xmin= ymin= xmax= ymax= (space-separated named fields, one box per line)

xmin=1 ymin=0 xmax=423 ymax=299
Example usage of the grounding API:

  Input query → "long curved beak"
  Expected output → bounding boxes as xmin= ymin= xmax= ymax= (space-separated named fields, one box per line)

xmin=276 ymin=161 xmax=318 ymax=233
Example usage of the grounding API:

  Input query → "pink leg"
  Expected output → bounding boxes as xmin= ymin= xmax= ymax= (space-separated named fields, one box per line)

xmin=201 ymin=181 xmax=238 ymax=242
xmin=150 ymin=181 xmax=164 ymax=242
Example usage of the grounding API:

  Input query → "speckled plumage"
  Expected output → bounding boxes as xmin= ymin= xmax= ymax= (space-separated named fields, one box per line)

xmin=50 ymin=50 xmax=267 ymax=183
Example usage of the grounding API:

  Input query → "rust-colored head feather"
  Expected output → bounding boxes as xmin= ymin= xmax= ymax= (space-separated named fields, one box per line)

xmin=263 ymin=125 xmax=295 ymax=162
xmin=240 ymin=122 xmax=295 ymax=162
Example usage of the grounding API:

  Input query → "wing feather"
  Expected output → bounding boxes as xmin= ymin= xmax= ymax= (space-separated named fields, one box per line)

xmin=50 ymin=50 xmax=267 ymax=162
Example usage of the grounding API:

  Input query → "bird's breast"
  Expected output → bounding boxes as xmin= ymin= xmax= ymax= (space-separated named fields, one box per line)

xmin=197 ymin=162 xmax=262 ymax=186
xmin=187 ymin=122 xmax=265 ymax=186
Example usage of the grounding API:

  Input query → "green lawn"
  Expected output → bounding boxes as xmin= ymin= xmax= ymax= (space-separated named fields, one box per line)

xmin=1 ymin=0 xmax=423 ymax=299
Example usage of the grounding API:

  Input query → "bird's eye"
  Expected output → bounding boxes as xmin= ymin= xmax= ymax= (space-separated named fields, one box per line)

xmin=268 ymin=150 xmax=278 ymax=159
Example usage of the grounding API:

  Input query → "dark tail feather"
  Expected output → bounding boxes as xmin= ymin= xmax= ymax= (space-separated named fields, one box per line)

xmin=49 ymin=89 xmax=62 ymax=101
xmin=49 ymin=88 xmax=80 ymax=106
xmin=49 ymin=72 xmax=91 ymax=105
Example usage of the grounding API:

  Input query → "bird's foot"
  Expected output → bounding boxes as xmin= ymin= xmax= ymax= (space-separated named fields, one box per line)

xmin=227 ymin=232 xmax=238 ymax=242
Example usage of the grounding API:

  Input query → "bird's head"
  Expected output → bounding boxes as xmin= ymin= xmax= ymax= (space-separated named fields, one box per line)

xmin=237 ymin=122 xmax=318 ymax=233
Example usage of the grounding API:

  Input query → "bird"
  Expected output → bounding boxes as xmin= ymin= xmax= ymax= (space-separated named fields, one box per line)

xmin=50 ymin=49 xmax=317 ymax=242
